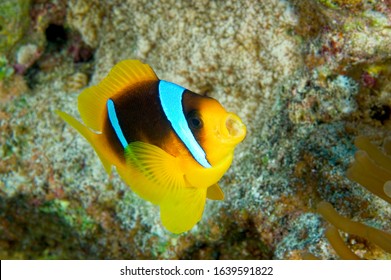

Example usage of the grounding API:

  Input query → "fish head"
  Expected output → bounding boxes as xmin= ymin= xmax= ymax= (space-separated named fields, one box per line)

xmin=183 ymin=91 xmax=246 ymax=166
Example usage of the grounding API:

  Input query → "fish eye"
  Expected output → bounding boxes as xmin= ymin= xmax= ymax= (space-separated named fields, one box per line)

xmin=187 ymin=111 xmax=203 ymax=129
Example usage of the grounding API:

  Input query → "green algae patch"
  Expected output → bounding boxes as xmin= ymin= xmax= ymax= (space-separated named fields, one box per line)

xmin=39 ymin=199 xmax=97 ymax=236
xmin=0 ymin=0 xmax=31 ymax=55
xmin=0 ymin=56 xmax=14 ymax=80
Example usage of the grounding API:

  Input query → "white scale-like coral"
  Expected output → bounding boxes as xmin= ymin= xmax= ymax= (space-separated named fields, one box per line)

xmin=93 ymin=0 xmax=302 ymax=128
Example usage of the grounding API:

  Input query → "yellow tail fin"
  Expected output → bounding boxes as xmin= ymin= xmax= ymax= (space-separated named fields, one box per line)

xmin=56 ymin=110 xmax=112 ymax=174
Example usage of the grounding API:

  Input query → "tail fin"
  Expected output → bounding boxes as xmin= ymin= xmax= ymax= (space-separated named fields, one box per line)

xmin=56 ymin=110 xmax=112 ymax=174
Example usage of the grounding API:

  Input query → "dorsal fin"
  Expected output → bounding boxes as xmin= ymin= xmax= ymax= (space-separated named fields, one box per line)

xmin=78 ymin=60 xmax=158 ymax=131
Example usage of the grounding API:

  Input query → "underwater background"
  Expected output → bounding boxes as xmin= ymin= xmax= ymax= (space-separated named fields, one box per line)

xmin=0 ymin=0 xmax=390 ymax=259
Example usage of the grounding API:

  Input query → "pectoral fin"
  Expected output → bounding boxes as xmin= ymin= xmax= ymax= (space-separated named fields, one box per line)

xmin=121 ymin=141 xmax=208 ymax=233
xmin=120 ymin=141 xmax=185 ymax=204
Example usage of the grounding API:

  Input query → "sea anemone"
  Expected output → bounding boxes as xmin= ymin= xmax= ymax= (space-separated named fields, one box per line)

xmin=317 ymin=201 xmax=391 ymax=259
xmin=314 ymin=136 xmax=391 ymax=259
xmin=346 ymin=136 xmax=391 ymax=204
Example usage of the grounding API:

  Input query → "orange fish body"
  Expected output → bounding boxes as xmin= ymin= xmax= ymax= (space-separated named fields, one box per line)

xmin=57 ymin=60 xmax=246 ymax=233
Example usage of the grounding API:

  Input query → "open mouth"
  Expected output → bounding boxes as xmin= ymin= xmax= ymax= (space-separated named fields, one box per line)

xmin=223 ymin=113 xmax=246 ymax=143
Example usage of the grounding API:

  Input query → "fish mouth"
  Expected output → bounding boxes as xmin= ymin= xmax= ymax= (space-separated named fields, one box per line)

xmin=221 ymin=113 xmax=246 ymax=144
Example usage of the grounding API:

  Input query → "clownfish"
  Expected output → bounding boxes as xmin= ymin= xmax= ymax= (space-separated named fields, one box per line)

xmin=57 ymin=60 xmax=246 ymax=233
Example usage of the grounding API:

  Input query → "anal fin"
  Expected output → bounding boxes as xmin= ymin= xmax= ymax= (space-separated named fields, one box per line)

xmin=160 ymin=186 xmax=206 ymax=234
xmin=207 ymin=183 xmax=224 ymax=200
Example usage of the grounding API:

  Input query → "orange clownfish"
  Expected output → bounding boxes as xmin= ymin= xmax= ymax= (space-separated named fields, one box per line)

xmin=57 ymin=60 xmax=246 ymax=233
